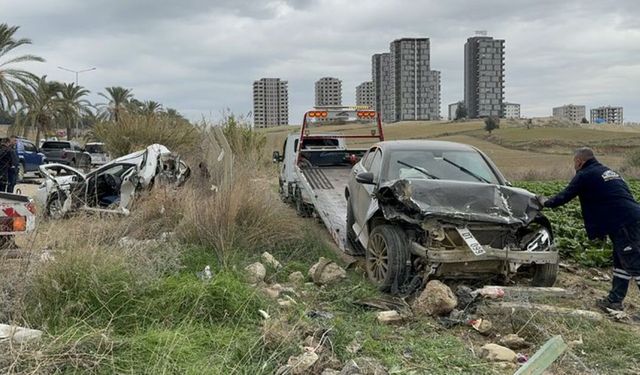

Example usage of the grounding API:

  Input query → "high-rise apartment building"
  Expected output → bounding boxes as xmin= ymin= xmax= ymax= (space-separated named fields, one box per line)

xmin=553 ymin=104 xmax=586 ymax=123
xmin=389 ymin=38 xmax=441 ymax=121
xmin=464 ymin=35 xmax=505 ymax=118
xmin=503 ymin=102 xmax=520 ymax=119
xmin=591 ymin=106 xmax=623 ymax=124
xmin=252 ymin=78 xmax=288 ymax=128
xmin=356 ymin=81 xmax=374 ymax=108
xmin=372 ymin=53 xmax=393 ymax=122
xmin=315 ymin=77 xmax=342 ymax=106
xmin=448 ymin=102 xmax=462 ymax=120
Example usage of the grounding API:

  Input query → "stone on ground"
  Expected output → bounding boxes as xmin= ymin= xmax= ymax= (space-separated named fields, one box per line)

xmin=479 ymin=343 xmax=517 ymax=362
xmin=288 ymin=271 xmax=305 ymax=284
xmin=340 ymin=357 xmax=388 ymax=374
xmin=499 ymin=333 xmax=531 ymax=350
xmin=309 ymin=257 xmax=347 ymax=285
xmin=412 ymin=280 xmax=458 ymax=316
xmin=262 ymin=251 xmax=283 ymax=269
xmin=244 ymin=262 xmax=266 ymax=284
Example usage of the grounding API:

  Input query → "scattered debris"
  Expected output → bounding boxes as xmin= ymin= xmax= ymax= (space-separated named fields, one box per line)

xmin=481 ymin=286 xmax=574 ymax=300
xmin=258 ymin=310 xmax=270 ymax=320
xmin=262 ymin=251 xmax=283 ymax=269
xmin=590 ymin=268 xmax=611 ymax=282
xmin=306 ymin=310 xmax=334 ymax=320
xmin=346 ymin=332 xmax=364 ymax=354
xmin=514 ymin=335 xmax=568 ymax=375
xmin=485 ymin=302 xmax=604 ymax=321
xmin=474 ymin=286 xmax=505 ymax=299
xmin=516 ymin=353 xmax=529 ymax=364
xmin=568 ymin=336 xmax=583 ymax=347
xmin=376 ymin=310 xmax=403 ymax=324
xmin=244 ymin=262 xmax=266 ymax=284
xmin=0 ymin=324 xmax=43 ymax=344
xmin=499 ymin=334 xmax=531 ymax=350
xmin=286 ymin=350 xmax=319 ymax=375
xmin=289 ymin=271 xmax=305 ymax=284
xmin=309 ymin=257 xmax=347 ymax=285
xmin=196 ymin=265 xmax=213 ymax=281
xmin=606 ymin=308 xmax=628 ymax=321
xmin=455 ymin=285 xmax=477 ymax=309
xmin=412 ymin=280 xmax=458 ymax=316
xmin=469 ymin=318 xmax=493 ymax=335
xmin=354 ymin=296 xmax=411 ymax=314
xmin=321 ymin=369 xmax=341 ymax=375
xmin=340 ymin=357 xmax=388 ymax=375
xmin=278 ymin=298 xmax=295 ymax=307
xmin=437 ymin=308 xmax=469 ymax=328
xmin=479 ymin=343 xmax=517 ymax=363
xmin=559 ymin=262 xmax=578 ymax=273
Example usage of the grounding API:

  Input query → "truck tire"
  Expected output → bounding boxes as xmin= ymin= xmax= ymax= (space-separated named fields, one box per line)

xmin=366 ymin=224 xmax=410 ymax=293
xmin=294 ymin=187 xmax=313 ymax=217
xmin=531 ymin=262 xmax=558 ymax=287
xmin=346 ymin=196 xmax=364 ymax=255
xmin=18 ymin=162 xmax=25 ymax=183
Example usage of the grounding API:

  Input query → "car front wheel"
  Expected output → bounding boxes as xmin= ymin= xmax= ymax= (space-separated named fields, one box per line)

xmin=365 ymin=224 xmax=410 ymax=293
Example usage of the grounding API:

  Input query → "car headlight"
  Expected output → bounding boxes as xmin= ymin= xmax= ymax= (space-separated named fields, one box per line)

xmin=525 ymin=228 xmax=551 ymax=251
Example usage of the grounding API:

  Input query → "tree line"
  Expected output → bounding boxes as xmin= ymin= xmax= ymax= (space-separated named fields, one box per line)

xmin=0 ymin=23 xmax=186 ymax=145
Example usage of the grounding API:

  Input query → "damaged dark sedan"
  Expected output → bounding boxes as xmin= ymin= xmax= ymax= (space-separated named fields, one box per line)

xmin=345 ymin=140 xmax=557 ymax=294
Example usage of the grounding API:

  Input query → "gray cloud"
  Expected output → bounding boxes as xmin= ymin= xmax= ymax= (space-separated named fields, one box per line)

xmin=2 ymin=0 xmax=638 ymax=122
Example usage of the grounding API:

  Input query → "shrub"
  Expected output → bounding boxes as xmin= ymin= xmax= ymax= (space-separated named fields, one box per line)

xmin=484 ymin=116 xmax=500 ymax=134
xmin=90 ymin=112 xmax=200 ymax=157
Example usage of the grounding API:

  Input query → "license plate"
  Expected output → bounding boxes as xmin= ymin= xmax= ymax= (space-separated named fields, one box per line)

xmin=456 ymin=227 xmax=486 ymax=256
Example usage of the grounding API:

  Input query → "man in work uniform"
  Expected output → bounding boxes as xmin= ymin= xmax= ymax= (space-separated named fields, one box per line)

xmin=541 ymin=148 xmax=640 ymax=314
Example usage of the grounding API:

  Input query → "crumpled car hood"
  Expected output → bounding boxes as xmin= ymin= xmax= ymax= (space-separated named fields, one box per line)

xmin=376 ymin=179 xmax=543 ymax=226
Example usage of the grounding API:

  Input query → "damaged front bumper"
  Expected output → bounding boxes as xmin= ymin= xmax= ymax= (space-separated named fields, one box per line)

xmin=410 ymin=241 xmax=558 ymax=265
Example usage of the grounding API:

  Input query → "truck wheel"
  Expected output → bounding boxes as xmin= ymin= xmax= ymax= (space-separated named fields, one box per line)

xmin=18 ymin=162 xmax=25 ymax=183
xmin=531 ymin=262 xmax=558 ymax=287
xmin=366 ymin=224 xmax=410 ymax=293
xmin=294 ymin=187 xmax=312 ymax=217
xmin=346 ymin=196 xmax=364 ymax=255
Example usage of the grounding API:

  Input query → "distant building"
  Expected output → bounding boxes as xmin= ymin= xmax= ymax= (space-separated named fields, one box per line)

xmin=503 ymin=102 xmax=520 ymax=119
xmin=591 ymin=106 xmax=623 ymax=124
xmin=553 ymin=104 xmax=586 ymax=123
xmin=464 ymin=35 xmax=505 ymax=118
xmin=389 ymin=38 xmax=441 ymax=121
xmin=253 ymin=78 xmax=288 ymax=128
xmin=372 ymin=53 xmax=393 ymax=122
xmin=355 ymin=81 xmax=374 ymax=108
xmin=448 ymin=102 xmax=462 ymax=121
xmin=315 ymin=77 xmax=342 ymax=107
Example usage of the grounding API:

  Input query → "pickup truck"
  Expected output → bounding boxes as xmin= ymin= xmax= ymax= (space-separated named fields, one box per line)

xmin=40 ymin=141 xmax=91 ymax=170
xmin=16 ymin=138 xmax=47 ymax=182
xmin=275 ymin=108 xmax=559 ymax=295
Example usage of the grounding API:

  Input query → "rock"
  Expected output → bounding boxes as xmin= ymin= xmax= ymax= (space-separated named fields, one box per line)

xmin=479 ymin=343 xmax=517 ymax=362
xmin=412 ymin=280 xmax=458 ymax=316
xmin=309 ymin=257 xmax=347 ymax=285
xmin=262 ymin=251 xmax=282 ymax=269
xmin=499 ymin=333 xmax=531 ymax=350
xmin=376 ymin=310 xmax=403 ymax=324
xmin=0 ymin=324 xmax=43 ymax=344
xmin=346 ymin=331 xmax=364 ymax=354
xmin=244 ymin=262 xmax=266 ymax=284
xmin=287 ymin=351 xmax=319 ymax=374
xmin=340 ymin=357 xmax=388 ymax=374
xmin=289 ymin=271 xmax=305 ymax=284
xmin=262 ymin=284 xmax=283 ymax=299
xmin=278 ymin=299 xmax=294 ymax=307
xmin=258 ymin=310 xmax=270 ymax=320
xmin=322 ymin=370 xmax=341 ymax=375
xmin=470 ymin=318 xmax=493 ymax=335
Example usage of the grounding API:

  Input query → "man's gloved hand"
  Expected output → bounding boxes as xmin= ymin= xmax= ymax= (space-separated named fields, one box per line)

xmin=534 ymin=195 xmax=548 ymax=209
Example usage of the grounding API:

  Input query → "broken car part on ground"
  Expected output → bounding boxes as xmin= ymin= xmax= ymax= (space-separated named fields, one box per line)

xmin=36 ymin=144 xmax=190 ymax=218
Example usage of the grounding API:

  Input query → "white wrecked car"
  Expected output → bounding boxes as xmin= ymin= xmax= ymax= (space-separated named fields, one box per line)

xmin=37 ymin=144 xmax=190 ymax=218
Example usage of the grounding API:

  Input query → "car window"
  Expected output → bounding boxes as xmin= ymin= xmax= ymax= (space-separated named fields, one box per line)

xmin=41 ymin=141 xmax=70 ymax=149
xmin=23 ymin=142 xmax=37 ymax=153
xmin=369 ymin=150 xmax=382 ymax=178
xmin=85 ymin=144 xmax=105 ymax=153
xmin=362 ymin=147 xmax=377 ymax=170
xmin=385 ymin=149 xmax=499 ymax=184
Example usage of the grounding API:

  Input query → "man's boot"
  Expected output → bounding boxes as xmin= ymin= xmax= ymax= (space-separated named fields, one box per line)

xmin=596 ymin=297 xmax=623 ymax=312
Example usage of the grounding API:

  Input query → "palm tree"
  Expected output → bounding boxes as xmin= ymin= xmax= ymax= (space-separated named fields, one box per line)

xmin=59 ymin=83 xmax=91 ymax=140
xmin=141 ymin=100 xmax=162 ymax=117
xmin=0 ymin=23 xmax=44 ymax=110
xmin=99 ymin=86 xmax=132 ymax=122
xmin=164 ymin=107 xmax=184 ymax=120
xmin=15 ymin=76 xmax=62 ymax=145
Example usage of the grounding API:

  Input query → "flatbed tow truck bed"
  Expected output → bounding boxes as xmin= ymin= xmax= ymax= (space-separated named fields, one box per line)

xmin=299 ymin=167 xmax=351 ymax=250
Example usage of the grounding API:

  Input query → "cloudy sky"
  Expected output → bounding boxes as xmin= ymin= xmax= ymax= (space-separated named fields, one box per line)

xmin=3 ymin=0 xmax=639 ymax=123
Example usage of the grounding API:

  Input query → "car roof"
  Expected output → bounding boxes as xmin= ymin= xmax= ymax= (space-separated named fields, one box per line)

xmin=372 ymin=140 xmax=478 ymax=152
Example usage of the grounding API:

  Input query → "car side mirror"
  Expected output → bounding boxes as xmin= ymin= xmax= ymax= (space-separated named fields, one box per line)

xmin=356 ymin=172 xmax=375 ymax=185
xmin=272 ymin=151 xmax=282 ymax=163
xmin=505 ymin=180 xmax=513 ymax=187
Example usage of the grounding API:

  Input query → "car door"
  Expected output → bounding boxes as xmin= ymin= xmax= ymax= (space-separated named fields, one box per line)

xmin=353 ymin=147 xmax=382 ymax=225
xmin=22 ymin=141 xmax=39 ymax=171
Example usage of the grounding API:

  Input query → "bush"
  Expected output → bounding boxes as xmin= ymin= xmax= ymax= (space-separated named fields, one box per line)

xmin=484 ymin=116 xmax=500 ymax=134
xmin=91 ymin=112 xmax=200 ymax=157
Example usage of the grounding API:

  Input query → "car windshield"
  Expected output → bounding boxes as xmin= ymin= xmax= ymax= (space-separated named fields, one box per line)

xmin=41 ymin=141 xmax=70 ymax=149
xmin=386 ymin=149 xmax=500 ymax=184
xmin=86 ymin=144 xmax=105 ymax=153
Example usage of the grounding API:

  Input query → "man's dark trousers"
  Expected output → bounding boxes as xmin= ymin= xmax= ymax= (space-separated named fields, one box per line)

xmin=608 ymin=220 xmax=640 ymax=304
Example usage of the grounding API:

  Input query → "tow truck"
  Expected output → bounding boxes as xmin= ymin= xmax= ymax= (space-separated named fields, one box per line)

xmin=273 ymin=106 xmax=383 ymax=252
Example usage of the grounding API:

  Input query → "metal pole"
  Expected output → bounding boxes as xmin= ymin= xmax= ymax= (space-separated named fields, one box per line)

xmin=57 ymin=66 xmax=96 ymax=138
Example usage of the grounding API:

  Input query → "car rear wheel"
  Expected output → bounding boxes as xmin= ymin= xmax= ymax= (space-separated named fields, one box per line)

xmin=365 ymin=224 xmax=410 ymax=293
xmin=46 ymin=192 xmax=66 ymax=220
xmin=531 ymin=262 xmax=558 ymax=287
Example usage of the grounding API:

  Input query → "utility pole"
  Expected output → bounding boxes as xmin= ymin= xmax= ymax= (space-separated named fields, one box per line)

xmin=57 ymin=66 xmax=96 ymax=138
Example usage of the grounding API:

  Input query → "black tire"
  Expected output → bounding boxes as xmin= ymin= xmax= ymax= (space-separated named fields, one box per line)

xmin=531 ymin=262 xmax=558 ymax=287
xmin=18 ymin=162 xmax=25 ymax=183
xmin=346 ymin=196 xmax=364 ymax=255
xmin=294 ymin=187 xmax=312 ymax=217
xmin=365 ymin=224 xmax=410 ymax=293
